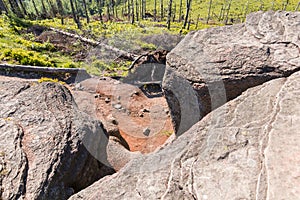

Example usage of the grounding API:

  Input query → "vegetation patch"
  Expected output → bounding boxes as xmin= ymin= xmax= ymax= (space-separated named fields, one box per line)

xmin=38 ymin=77 xmax=66 ymax=84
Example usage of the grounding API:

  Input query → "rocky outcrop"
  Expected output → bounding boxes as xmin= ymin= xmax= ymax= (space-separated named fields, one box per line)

xmin=0 ymin=64 xmax=91 ymax=83
xmin=0 ymin=81 xmax=114 ymax=199
xmin=163 ymin=11 xmax=300 ymax=135
xmin=69 ymin=70 xmax=300 ymax=199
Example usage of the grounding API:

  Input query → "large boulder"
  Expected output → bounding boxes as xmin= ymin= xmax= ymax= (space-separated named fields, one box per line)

xmin=69 ymin=70 xmax=300 ymax=199
xmin=163 ymin=11 xmax=300 ymax=135
xmin=0 ymin=81 xmax=114 ymax=199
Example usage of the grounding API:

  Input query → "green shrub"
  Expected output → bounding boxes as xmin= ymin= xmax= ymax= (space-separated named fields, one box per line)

xmin=0 ymin=48 xmax=55 ymax=67
xmin=38 ymin=77 xmax=65 ymax=84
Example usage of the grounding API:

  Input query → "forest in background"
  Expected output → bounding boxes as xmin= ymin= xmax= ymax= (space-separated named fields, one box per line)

xmin=0 ymin=0 xmax=299 ymax=76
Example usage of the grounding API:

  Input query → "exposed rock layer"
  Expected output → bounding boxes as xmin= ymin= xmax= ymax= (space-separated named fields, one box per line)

xmin=0 ymin=81 xmax=114 ymax=199
xmin=69 ymin=70 xmax=300 ymax=200
xmin=163 ymin=11 xmax=300 ymax=135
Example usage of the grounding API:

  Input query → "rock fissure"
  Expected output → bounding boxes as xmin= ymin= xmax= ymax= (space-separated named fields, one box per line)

xmin=255 ymin=76 xmax=288 ymax=200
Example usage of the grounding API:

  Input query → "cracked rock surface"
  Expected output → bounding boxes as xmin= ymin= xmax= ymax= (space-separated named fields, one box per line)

xmin=69 ymin=70 xmax=300 ymax=199
xmin=163 ymin=11 xmax=300 ymax=135
xmin=0 ymin=81 xmax=114 ymax=199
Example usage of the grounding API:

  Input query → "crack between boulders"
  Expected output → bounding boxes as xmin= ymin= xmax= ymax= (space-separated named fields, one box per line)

xmin=161 ymin=159 xmax=175 ymax=199
xmin=255 ymin=76 xmax=288 ymax=200
xmin=13 ymin=122 xmax=29 ymax=199
xmin=12 ymin=84 xmax=31 ymax=99
xmin=190 ymin=158 xmax=198 ymax=200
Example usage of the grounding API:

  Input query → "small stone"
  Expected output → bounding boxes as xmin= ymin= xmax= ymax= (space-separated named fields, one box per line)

xmin=143 ymin=128 xmax=151 ymax=136
xmin=117 ymin=96 xmax=121 ymax=100
xmin=0 ymin=164 xmax=2 ymax=171
xmin=165 ymin=109 xmax=169 ymax=114
xmin=131 ymin=91 xmax=139 ymax=97
xmin=142 ymin=108 xmax=150 ymax=113
xmin=109 ymin=118 xmax=118 ymax=125
xmin=114 ymin=104 xmax=122 ymax=109
xmin=94 ymin=94 xmax=100 ymax=98
xmin=104 ymin=98 xmax=111 ymax=103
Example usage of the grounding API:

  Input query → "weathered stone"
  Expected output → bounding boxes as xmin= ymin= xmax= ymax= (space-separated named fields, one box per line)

xmin=0 ymin=81 xmax=114 ymax=199
xmin=69 ymin=70 xmax=300 ymax=200
xmin=163 ymin=11 xmax=300 ymax=135
xmin=106 ymin=137 xmax=141 ymax=171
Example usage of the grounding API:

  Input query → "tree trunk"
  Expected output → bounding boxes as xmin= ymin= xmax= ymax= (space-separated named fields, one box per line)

xmin=160 ymin=0 xmax=163 ymax=21
xmin=96 ymin=0 xmax=103 ymax=23
xmin=207 ymin=0 xmax=213 ymax=24
xmin=31 ymin=0 xmax=39 ymax=17
xmin=142 ymin=0 xmax=146 ymax=18
xmin=195 ymin=14 xmax=199 ymax=29
xmin=56 ymin=0 xmax=64 ymax=24
xmin=8 ymin=0 xmax=23 ymax=17
xmin=40 ymin=0 xmax=48 ymax=17
xmin=131 ymin=0 xmax=134 ymax=24
xmin=82 ymin=0 xmax=90 ymax=23
xmin=70 ymin=0 xmax=81 ymax=29
xmin=154 ymin=0 xmax=156 ymax=19
xmin=172 ymin=3 xmax=176 ymax=21
xmin=224 ymin=0 xmax=232 ymax=24
xmin=127 ymin=0 xmax=131 ymax=20
xmin=0 ymin=0 xmax=8 ymax=13
xmin=167 ymin=0 xmax=173 ymax=29
xmin=178 ymin=0 xmax=182 ymax=21
xmin=135 ymin=0 xmax=139 ymax=21
xmin=107 ymin=2 xmax=111 ymax=21
xmin=296 ymin=1 xmax=300 ymax=11
xmin=183 ymin=0 xmax=192 ymax=29
xmin=18 ymin=0 xmax=28 ymax=16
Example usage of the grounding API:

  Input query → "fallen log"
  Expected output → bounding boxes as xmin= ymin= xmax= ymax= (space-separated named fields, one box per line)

xmin=0 ymin=63 xmax=91 ymax=83
xmin=49 ymin=28 xmax=140 ymax=61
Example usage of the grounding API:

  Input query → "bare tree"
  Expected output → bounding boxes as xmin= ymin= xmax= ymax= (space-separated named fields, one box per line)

xmin=160 ymin=0 xmax=163 ymax=20
xmin=70 ymin=0 xmax=82 ymax=29
xmin=183 ymin=0 xmax=192 ymax=29
xmin=40 ymin=0 xmax=48 ymax=17
xmin=0 ymin=0 xmax=8 ymax=13
xmin=56 ymin=0 xmax=64 ymax=23
xmin=96 ymin=0 xmax=104 ymax=23
xmin=296 ymin=1 xmax=300 ymax=10
xmin=178 ymin=0 xmax=182 ymax=21
xmin=224 ymin=0 xmax=232 ymax=24
xmin=7 ymin=0 xmax=23 ymax=17
xmin=82 ymin=0 xmax=90 ymax=23
xmin=154 ymin=0 xmax=157 ymax=19
xmin=32 ymin=0 xmax=40 ymax=18
xmin=18 ymin=0 xmax=28 ymax=16
xmin=167 ymin=0 xmax=173 ymax=29
xmin=131 ymin=0 xmax=134 ymax=24
xmin=207 ymin=0 xmax=213 ymax=24
xmin=135 ymin=0 xmax=139 ymax=21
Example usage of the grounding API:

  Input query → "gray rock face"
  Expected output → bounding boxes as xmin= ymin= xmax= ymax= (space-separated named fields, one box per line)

xmin=0 ymin=81 xmax=114 ymax=199
xmin=69 ymin=70 xmax=300 ymax=200
xmin=163 ymin=11 xmax=300 ymax=135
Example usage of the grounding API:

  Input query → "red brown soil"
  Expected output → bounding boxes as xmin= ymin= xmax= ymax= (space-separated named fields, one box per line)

xmin=94 ymin=77 xmax=174 ymax=153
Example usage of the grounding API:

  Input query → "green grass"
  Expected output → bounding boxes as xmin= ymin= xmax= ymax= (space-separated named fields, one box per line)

xmin=142 ymin=0 xmax=299 ymax=24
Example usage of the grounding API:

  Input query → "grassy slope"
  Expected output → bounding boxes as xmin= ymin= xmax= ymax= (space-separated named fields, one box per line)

xmin=0 ymin=0 xmax=298 ymax=76
xmin=144 ymin=0 xmax=299 ymax=23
